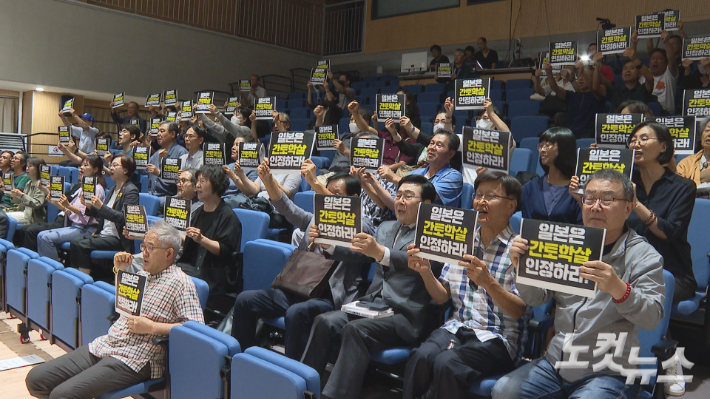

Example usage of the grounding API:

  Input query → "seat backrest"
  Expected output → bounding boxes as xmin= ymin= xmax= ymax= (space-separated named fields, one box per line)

xmin=51 ymin=268 xmax=94 ymax=349
xmin=461 ymin=183 xmax=474 ymax=210
xmin=509 ymin=211 xmax=522 ymax=233
xmin=506 ymin=79 xmax=533 ymax=90
xmin=245 ymin=347 xmax=320 ymax=397
xmin=510 ymin=148 xmax=533 ymax=176
xmin=233 ymin=208 xmax=270 ymax=252
xmin=26 ymin=257 xmax=63 ymax=330
xmin=139 ymin=193 xmax=161 ymax=216
xmin=511 ymin=116 xmax=550 ymax=142
xmin=231 ymin=347 xmax=320 ymax=399
xmin=243 ymin=239 xmax=296 ymax=291
xmin=170 ymin=321 xmax=241 ymax=399
xmin=508 ymin=100 xmax=540 ymax=119
xmin=638 ymin=270 xmax=675 ymax=386
xmin=5 ymin=249 xmax=33 ymax=312
xmin=6 ymin=215 xmax=17 ymax=242
xmin=688 ymin=198 xmax=710 ymax=290
xmin=190 ymin=276 xmax=210 ymax=310
xmin=576 ymin=138 xmax=596 ymax=149
xmin=80 ymin=281 xmax=116 ymax=345
xmin=294 ymin=191 xmax=315 ymax=215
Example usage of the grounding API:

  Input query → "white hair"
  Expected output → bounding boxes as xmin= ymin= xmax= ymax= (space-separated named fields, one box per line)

xmin=148 ymin=221 xmax=182 ymax=259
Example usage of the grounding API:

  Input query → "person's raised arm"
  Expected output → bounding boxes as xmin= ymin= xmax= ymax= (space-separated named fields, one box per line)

xmin=301 ymin=159 xmax=331 ymax=195
xmin=677 ymin=20 xmax=688 ymax=40
xmin=592 ymin=52 xmax=607 ymax=98
xmin=483 ymin=98 xmax=509 ymax=132
xmin=257 ymin=159 xmax=283 ymax=200
xmin=407 ymin=244 xmax=450 ymax=304
xmin=532 ymin=69 xmax=545 ymax=96
xmin=249 ymin=110 xmax=258 ymax=142
xmin=232 ymin=161 xmax=262 ymax=196
xmin=443 ymin=97 xmax=454 ymax=130
xmin=57 ymin=142 xmax=84 ymax=165
xmin=328 ymin=72 xmax=347 ymax=95
xmin=307 ymin=82 xmax=316 ymax=108
xmin=661 ymin=31 xmax=679 ymax=77
xmin=351 ymin=101 xmax=377 ymax=135
xmin=58 ymin=110 xmax=71 ymax=128
xmin=646 ymin=36 xmax=654 ymax=56
xmin=70 ymin=108 xmax=91 ymax=130
xmin=313 ymin=105 xmax=325 ymax=127
xmin=545 ymin=63 xmax=566 ymax=100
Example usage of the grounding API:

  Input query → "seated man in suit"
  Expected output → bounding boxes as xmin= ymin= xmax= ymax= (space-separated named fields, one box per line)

xmin=403 ymin=170 xmax=528 ymax=399
xmin=231 ymin=159 xmax=375 ymax=360
xmin=301 ymin=174 xmax=441 ymax=399
xmin=26 ymin=222 xmax=204 ymax=399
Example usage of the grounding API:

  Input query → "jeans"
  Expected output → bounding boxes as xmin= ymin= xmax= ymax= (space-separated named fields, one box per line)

xmin=37 ymin=224 xmax=96 ymax=261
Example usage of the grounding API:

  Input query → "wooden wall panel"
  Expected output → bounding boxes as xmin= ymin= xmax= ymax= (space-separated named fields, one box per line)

xmin=364 ymin=0 xmax=710 ymax=54
xmin=26 ymin=91 xmax=85 ymax=164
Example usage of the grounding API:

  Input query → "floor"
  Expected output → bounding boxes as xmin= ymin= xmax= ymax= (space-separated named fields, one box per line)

xmin=1 ymin=311 xmax=708 ymax=399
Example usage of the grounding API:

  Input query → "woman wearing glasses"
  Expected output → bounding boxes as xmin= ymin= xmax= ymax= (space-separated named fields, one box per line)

xmin=677 ymin=116 xmax=710 ymax=198
xmin=625 ymin=121 xmax=697 ymax=303
xmin=521 ymin=127 xmax=582 ymax=224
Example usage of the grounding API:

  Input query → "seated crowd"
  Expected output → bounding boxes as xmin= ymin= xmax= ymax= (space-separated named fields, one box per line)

xmin=0 ymin=21 xmax=706 ymax=399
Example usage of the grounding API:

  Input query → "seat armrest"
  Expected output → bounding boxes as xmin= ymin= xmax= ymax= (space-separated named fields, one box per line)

xmin=651 ymin=338 xmax=678 ymax=361
xmin=528 ymin=314 xmax=554 ymax=333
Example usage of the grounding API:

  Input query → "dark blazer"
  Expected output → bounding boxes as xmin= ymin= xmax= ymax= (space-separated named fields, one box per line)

xmin=85 ymin=181 xmax=140 ymax=253
xmin=521 ymin=175 xmax=582 ymax=225
xmin=328 ymin=220 xmax=442 ymax=344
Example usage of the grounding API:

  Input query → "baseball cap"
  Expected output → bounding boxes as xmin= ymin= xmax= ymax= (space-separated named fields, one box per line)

xmin=80 ymin=113 xmax=94 ymax=122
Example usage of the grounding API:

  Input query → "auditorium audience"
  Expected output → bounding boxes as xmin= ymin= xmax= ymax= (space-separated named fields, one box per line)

xmin=4 ymin=157 xmax=47 ymax=225
xmin=677 ymin=116 xmax=710 ymax=196
xmin=37 ymin=155 xmax=106 ymax=261
xmin=232 ymin=164 xmax=374 ymax=360
xmin=328 ymin=71 xmax=356 ymax=110
xmin=532 ymin=66 xmax=574 ymax=98
xmin=198 ymin=104 xmax=253 ymax=143
xmin=403 ymin=170 xmax=526 ymax=399
xmin=428 ymin=44 xmax=450 ymax=69
xmin=522 ymin=127 xmax=582 ymax=224
xmin=175 ymin=125 xmax=206 ymax=170
xmin=474 ymin=37 xmax=499 ymax=69
xmin=592 ymin=38 xmax=654 ymax=112
xmin=179 ymin=165 xmax=241 ymax=292
xmin=301 ymin=174 xmax=441 ymax=399
xmin=647 ymin=32 xmax=680 ymax=115
xmin=9 ymin=151 xmax=30 ymax=192
xmin=240 ymin=74 xmax=267 ymax=106
xmin=545 ymin=62 xmax=603 ymax=138
xmin=0 ymin=150 xmax=14 ymax=207
xmin=110 ymin=101 xmax=147 ymax=133
xmin=26 ymin=222 xmax=204 ymax=399
xmin=586 ymin=42 xmax=615 ymax=84
xmin=492 ymin=169 xmax=665 ymax=399
xmin=450 ymin=49 xmax=473 ymax=81
xmin=309 ymin=81 xmax=343 ymax=127
xmin=145 ymin=121 xmax=188 ymax=198
xmin=322 ymin=101 xmax=373 ymax=174
xmin=58 ymin=108 xmax=99 ymax=164
xmin=222 ymin=136 xmax=258 ymax=198
xmin=617 ymin=99 xmax=655 ymax=118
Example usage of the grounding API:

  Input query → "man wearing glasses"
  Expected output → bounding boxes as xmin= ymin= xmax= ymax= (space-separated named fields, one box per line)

xmin=26 ymin=222 xmax=204 ymax=399
xmin=403 ymin=170 xmax=527 ymax=398
xmin=492 ymin=169 xmax=665 ymax=399
xmin=301 ymin=174 xmax=442 ymax=399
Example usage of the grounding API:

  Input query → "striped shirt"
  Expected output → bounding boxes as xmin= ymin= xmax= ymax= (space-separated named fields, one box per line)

xmin=89 ymin=265 xmax=204 ymax=379
xmin=439 ymin=224 xmax=528 ymax=362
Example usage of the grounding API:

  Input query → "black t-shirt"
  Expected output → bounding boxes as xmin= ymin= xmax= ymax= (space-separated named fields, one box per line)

xmin=605 ymin=82 xmax=654 ymax=113
xmin=428 ymin=55 xmax=451 ymax=67
xmin=473 ymin=49 xmax=499 ymax=69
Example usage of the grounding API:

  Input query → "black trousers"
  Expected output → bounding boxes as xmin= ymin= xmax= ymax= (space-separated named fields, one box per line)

xmin=300 ymin=310 xmax=410 ymax=399
xmin=231 ymin=288 xmax=333 ymax=360
xmin=403 ymin=328 xmax=515 ymax=399
xmin=69 ymin=235 xmax=122 ymax=272
xmin=14 ymin=219 xmax=63 ymax=250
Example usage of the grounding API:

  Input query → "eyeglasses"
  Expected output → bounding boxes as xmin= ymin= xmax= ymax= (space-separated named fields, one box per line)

xmin=628 ymin=136 xmax=658 ymax=146
xmin=582 ymin=195 xmax=628 ymax=207
xmin=474 ymin=193 xmax=513 ymax=202
xmin=428 ymin=141 xmax=447 ymax=149
xmin=394 ymin=193 xmax=420 ymax=201
xmin=537 ymin=142 xmax=557 ymax=150
xmin=140 ymin=243 xmax=169 ymax=253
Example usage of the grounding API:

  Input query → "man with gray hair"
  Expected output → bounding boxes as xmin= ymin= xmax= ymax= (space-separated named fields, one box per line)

xmin=492 ymin=169 xmax=665 ymax=399
xmin=26 ymin=222 xmax=204 ymax=399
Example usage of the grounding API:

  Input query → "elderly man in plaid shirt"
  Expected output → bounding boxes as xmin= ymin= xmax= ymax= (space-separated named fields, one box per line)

xmin=403 ymin=170 xmax=528 ymax=399
xmin=26 ymin=222 xmax=204 ymax=399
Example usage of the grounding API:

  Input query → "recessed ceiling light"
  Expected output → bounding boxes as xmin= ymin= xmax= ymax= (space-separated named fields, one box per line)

xmin=35 ymin=87 xmax=45 ymax=92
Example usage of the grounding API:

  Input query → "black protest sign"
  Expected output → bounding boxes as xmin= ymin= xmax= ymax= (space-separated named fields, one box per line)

xmin=239 ymin=80 xmax=251 ymax=92
xmin=124 ymin=204 xmax=148 ymax=238
xmin=180 ymin=100 xmax=193 ymax=120
xmin=575 ymin=148 xmax=634 ymax=189
xmin=203 ymin=142 xmax=226 ymax=166
xmin=115 ymin=270 xmax=147 ymax=317
xmin=536 ymin=52 xmax=562 ymax=78
xmin=597 ymin=27 xmax=632 ymax=54
xmin=61 ymin=98 xmax=74 ymax=115
xmin=112 ymin=92 xmax=124 ymax=108
xmin=595 ymin=113 xmax=644 ymax=148
xmin=414 ymin=203 xmax=477 ymax=265
xmin=314 ymin=194 xmax=362 ymax=247
xmin=350 ymin=137 xmax=385 ymax=172
xmin=82 ymin=176 xmax=97 ymax=203
xmin=663 ymin=10 xmax=680 ymax=30
xmin=549 ymin=41 xmax=578 ymax=66
xmin=50 ymin=176 xmax=64 ymax=202
xmin=195 ymin=91 xmax=214 ymax=114
xmin=145 ymin=93 xmax=161 ymax=107
xmin=376 ymin=94 xmax=406 ymax=122
xmin=149 ymin=118 xmax=161 ymax=137
xmin=40 ymin=165 xmax=50 ymax=188
xmin=225 ymin=97 xmax=240 ymax=116
xmin=462 ymin=127 xmax=511 ymax=172
xmin=315 ymin=59 xmax=330 ymax=71
xmin=316 ymin=125 xmax=338 ymax=151
xmin=636 ymin=13 xmax=663 ymax=38
xmin=682 ymin=37 xmax=710 ymax=61
xmin=517 ymin=219 xmax=605 ymax=298
xmin=436 ymin=63 xmax=452 ymax=79
xmin=161 ymin=158 xmax=181 ymax=183
xmin=133 ymin=146 xmax=150 ymax=170
xmin=164 ymin=196 xmax=191 ymax=231
xmin=3 ymin=172 xmax=13 ymax=192
xmin=95 ymin=138 xmax=110 ymax=156
xmin=268 ymin=131 xmax=316 ymax=175
xmin=454 ymin=78 xmax=490 ymax=110
xmin=656 ymin=116 xmax=697 ymax=155
xmin=58 ymin=126 xmax=71 ymax=145
xmin=683 ymin=89 xmax=710 ymax=117
xmin=164 ymin=90 xmax=178 ymax=106
xmin=237 ymin=142 xmax=264 ymax=171
xmin=310 ymin=68 xmax=327 ymax=85
xmin=254 ymin=96 xmax=276 ymax=120
xmin=166 ymin=112 xmax=177 ymax=123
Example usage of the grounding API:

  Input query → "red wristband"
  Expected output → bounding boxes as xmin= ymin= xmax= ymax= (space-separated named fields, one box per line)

xmin=612 ymin=282 xmax=631 ymax=304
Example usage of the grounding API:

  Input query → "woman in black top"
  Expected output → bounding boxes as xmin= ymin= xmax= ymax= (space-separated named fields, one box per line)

xmin=626 ymin=121 xmax=697 ymax=302
xmin=181 ymin=164 xmax=241 ymax=292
